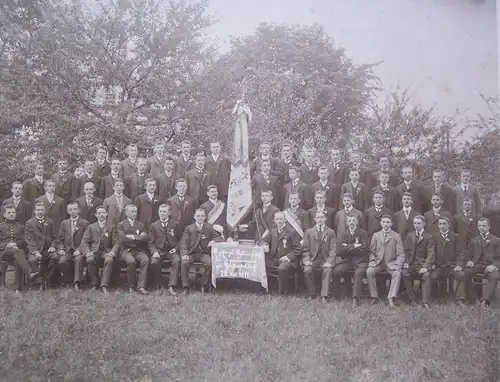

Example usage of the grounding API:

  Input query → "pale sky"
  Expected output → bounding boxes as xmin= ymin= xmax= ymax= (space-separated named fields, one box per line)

xmin=207 ymin=0 xmax=498 ymax=120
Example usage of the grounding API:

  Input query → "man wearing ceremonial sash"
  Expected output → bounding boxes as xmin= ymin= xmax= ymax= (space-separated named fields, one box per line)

xmin=200 ymin=185 xmax=227 ymax=239
xmin=239 ymin=190 xmax=278 ymax=241
xmin=283 ymin=193 xmax=309 ymax=238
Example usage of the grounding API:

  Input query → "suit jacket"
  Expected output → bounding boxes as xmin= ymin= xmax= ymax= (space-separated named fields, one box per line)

xmin=167 ymin=194 xmax=196 ymax=232
xmin=423 ymin=209 xmax=455 ymax=236
xmin=311 ymin=181 xmax=340 ymax=210
xmin=454 ymin=211 xmax=479 ymax=250
xmin=252 ymin=173 xmax=280 ymax=207
xmin=369 ymin=229 xmax=405 ymax=270
xmin=116 ymin=219 xmax=148 ymax=252
xmin=302 ymin=226 xmax=337 ymax=264
xmin=262 ymin=226 xmax=301 ymax=266
xmin=205 ymin=155 xmax=231 ymax=197
xmin=76 ymin=196 xmax=102 ymax=224
xmin=334 ymin=208 xmax=364 ymax=239
xmin=371 ymin=169 xmax=400 ymax=188
xmin=94 ymin=160 xmax=111 ymax=178
xmin=308 ymin=206 xmax=336 ymax=230
xmin=174 ymin=155 xmax=195 ymax=180
xmin=340 ymin=182 xmax=370 ymax=212
xmin=465 ymin=233 xmax=500 ymax=269
xmin=125 ymin=173 xmax=148 ymax=201
xmin=284 ymin=181 xmax=311 ymax=210
xmin=24 ymin=216 xmax=57 ymax=254
xmin=155 ymin=172 xmax=177 ymax=201
xmin=179 ymin=222 xmax=222 ymax=255
xmin=0 ymin=221 xmax=25 ymax=251
xmin=344 ymin=165 xmax=371 ymax=185
xmin=371 ymin=185 xmax=399 ymax=213
xmin=52 ymin=172 xmax=75 ymax=204
xmin=298 ymin=163 xmax=319 ymax=185
xmin=186 ymin=168 xmax=218 ymax=206
xmin=148 ymin=219 xmax=180 ymax=254
xmin=147 ymin=155 xmax=166 ymax=179
xmin=1 ymin=198 xmax=32 ymax=225
xmin=327 ymin=162 xmax=348 ymax=187
xmin=251 ymin=204 xmax=279 ymax=240
xmin=284 ymin=207 xmax=310 ymax=234
xmin=79 ymin=221 xmax=117 ymax=254
xmin=363 ymin=206 xmax=393 ymax=237
xmin=433 ymin=231 xmax=463 ymax=267
xmin=103 ymin=194 xmax=132 ymax=227
xmin=22 ymin=177 xmax=44 ymax=204
xmin=423 ymin=183 xmax=455 ymax=214
xmin=276 ymin=158 xmax=301 ymax=185
xmin=403 ymin=230 xmax=435 ymax=269
xmin=395 ymin=181 xmax=424 ymax=213
xmin=250 ymin=156 xmax=280 ymax=177
xmin=74 ymin=173 xmax=101 ymax=200
xmin=337 ymin=228 xmax=369 ymax=266
xmin=452 ymin=184 xmax=482 ymax=216
xmin=34 ymin=195 xmax=66 ymax=232
xmin=200 ymin=200 xmax=227 ymax=232
xmin=135 ymin=193 xmax=162 ymax=229
xmin=119 ymin=158 xmax=137 ymax=180
xmin=393 ymin=208 xmax=419 ymax=241
xmin=56 ymin=217 xmax=90 ymax=252
xmin=99 ymin=174 xmax=120 ymax=200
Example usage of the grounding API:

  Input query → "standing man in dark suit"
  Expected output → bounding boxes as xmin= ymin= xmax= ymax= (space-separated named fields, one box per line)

xmin=345 ymin=150 xmax=370 ymax=186
xmin=302 ymin=210 xmax=337 ymax=302
xmin=120 ymin=143 xmax=139 ymax=180
xmin=102 ymin=178 xmax=132 ymax=227
xmin=175 ymin=140 xmax=195 ymax=179
xmin=76 ymin=182 xmax=102 ymax=224
xmin=423 ymin=169 xmax=454 ymax=214
xmin=364 ymin=191 xmax=393 ymax=238
xmin=147 ymin=141 xmax=166 ymax=179
xmin=452 ymin=168 xmax=482 ymax=216
xmin=117 ymin=204 xmax=150 ymax=294
xmin=308 ymin=190 xmax=336 ymax=229
xmin=395 ymin=165 xmax=424 ymax=213
xmin=298 ymin=149 xmax=319 ymax=185
xmin=52 ymin=157 xmax=75 ymax=205
xmin=454 ymin=198 xmax=479 ymax=251
xmin=333 ymin=214 xmax=369 ymax=306
xmin=261 ymin=212 xmax=301 ymax=295
xmin=22 ymin=162 xmax=45 ymax=204
xmin=186 ymin=154 xmax=218 ymax=207
xmin=372 ymin=171 xmax=399 ymax=213
xmin=341 ymin=168 xmax=370 ymax=212
xmin=135 ymin=178 xmax=161 ymax=229
xmin=99 ymin=157 xmax=121 ymax=200
xmin=334 ymin=193 xmax=363 ymax=239
xmin=393 ymin=192 xmax=419 ymax=241
xmin=1 ymin=181 xmax=32 ymax=225
xmin=79 ymin=205 xmax=118 ymax=294
xmin=200 ymin=185 xmax=227 ymax=238
xmin=25 ymin=202 xmax=58 ymax=288
xmin=250 ymin=142 xmax=280 ymax=177
xmin=457 ymin=218 xmax=500 ymax=310
xmin=148 ymin=204 xmax=181 ymax=293
xmin=74 ymin=160 xmax=101 ymax=199
xmin=125 ymin=157 xmax=148 ymax=201
xmin=423 ymin=193 xmax=455 ymax=236
xmin=283 ymin=167 xmax=311 ymax=210
xmin=34 ymin=179 xmax=66 ymax=232
xmin=0 ymin=205 xmax=41 ymax=291
xmin=276 ymin=143 xmax=301 ymax=187
xmin=366 ymin=215 xmax=405 ymax=307
xmin=56 ymin=202 xmax=90 ymax=290
xmin=94 ymin=144 xmax=111 ymax=178
xmin=327 ymin=146 xmax=348 ymax=187
xmin=311 ymin=166 xmax=340 ymax=210
xmin=167 ymin=178 xmax=197 ymax=234
xmin=205 ymin=141 xmax=231 ymax=201
xmin=179 ymin=208 xmax=222 ymax=294
xmin=155 ymin=156 xmax=177 ymax=202
xmin=402 ymin=216 xmax=435 ymax=308
xmin=371 ymin=154 xmax=399 ymax=188
xmin=252 ymin=159 xmax=280 ymax=208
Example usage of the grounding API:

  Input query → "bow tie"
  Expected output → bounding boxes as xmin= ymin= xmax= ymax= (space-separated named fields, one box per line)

xmin=38 ymin=219 xmax=44 ymax=224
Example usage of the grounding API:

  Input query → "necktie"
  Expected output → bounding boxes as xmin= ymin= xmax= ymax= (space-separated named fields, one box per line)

xmin=405 ymin=210 xmax=409 ymax=219
xmin=71 ymin=220 xmax=76 ymax=236
xmin=464 ymin=186 xmax=468 ymax=193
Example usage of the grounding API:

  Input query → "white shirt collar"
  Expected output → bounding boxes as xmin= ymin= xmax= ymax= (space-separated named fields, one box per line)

xmin=146 ymin=192 xmax=155 ymax=200
xmin=345 ymin=206 xmax=353 ymax=213
xmin=461 ymin=182 xmax=469 ymax=190
xmin=416 ymin=229 xmax=424 ymax=236
xmin=441 ymin=230 xmax=449 ymax=236
xmin=209 ymin=198 xmax=218 ymax=205
xmin=403 ymin=206 xmax=411 ymax=212
xmin=98 ymin=220 xmax=106 ymax=228
xmin=349 ymin=229 xmax=356 ymax=235
xmin=196 ymin=223 xmax=203 ymax=230
xmin=320 ymin=179 xmax=328 ymax=186
xmin=433 ymin=207 xmax=441 ymax=214
xmin=35 ymin=175 xmax=43 ymax=182
xmin=127 ymin=218 xmax=135 ymax=226
xmin=45 ymin=193 xmax=54 ymax=201
xmin=212 ymin=154 xmax=219 ymax=161
xmin=316 ymin=205 xmax=325 ymax=212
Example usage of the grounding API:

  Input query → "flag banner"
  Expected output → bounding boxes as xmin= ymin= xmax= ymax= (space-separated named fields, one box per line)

xmin=226 ymin=101 xmax=252 ymax=231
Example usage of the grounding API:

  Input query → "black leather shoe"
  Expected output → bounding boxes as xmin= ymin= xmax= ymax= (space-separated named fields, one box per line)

xmin=137 ymin=287 xmax=149 ymax=295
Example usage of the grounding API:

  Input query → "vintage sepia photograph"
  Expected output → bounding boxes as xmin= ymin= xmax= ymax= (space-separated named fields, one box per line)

xmin=0 ymin=0 xmax=498 ymax=380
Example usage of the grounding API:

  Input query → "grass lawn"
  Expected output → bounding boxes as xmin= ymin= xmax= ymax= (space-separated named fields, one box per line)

xmin=0 ymin=286 xmax=498 ymax=382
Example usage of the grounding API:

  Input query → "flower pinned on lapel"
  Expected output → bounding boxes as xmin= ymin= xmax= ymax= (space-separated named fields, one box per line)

xmin=74 ymin=225 xmax=79 ymax=232
xmin=44 ymin=222 xmax=48 ymax=227
xmin=184 ymin=201 xmax=188 ymax=205
xmin=486 ymin=240 xmax=491 ymax=244
xmin=201 ymin=234 xmax=207 ymax=240
xmin=104 ymin=232 xmax=109 ymax=237
xmin=169 ymin=229 xmax=174 ymax=236
xmin=356 ymin=187 xmax=360 ymax=192
xmin=89 ymin=204 xmax=93 ymax=208
xmin=342 ymin=242 xmax=348 ymax=247
xmin=443 ymin=237 xmax=450 ymax=243
xmin=153 ymin=199 xmax=158 ymax=203
xmin=469 ymin=218 xmax=473 ymax=222
xmin=282 ymin=237 xmax=287 ymax=247
xmin=50 ymin=200 xmax=55 ymax=204
xmin=136 ymin=229 xmax=140 ymax=235
xmin=322 ymin=235 xmax=328 ymax=243
xmin=325 ymin=186 xmax=330 ymax=191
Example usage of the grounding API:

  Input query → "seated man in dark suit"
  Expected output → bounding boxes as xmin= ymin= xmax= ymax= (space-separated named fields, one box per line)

xmin=179 ymin=208 xmax=223 ymax=294
xmin=0 ymin=205 xmax=41 ymax=291
xmin=148 ymin=204 xmax=181 ymax=294
xmin=116 ymin=204 xmax=150 ymax=294
xmin=76 ymin=182 xmax=102 ymax=224
xmin=1 ymin=181 xmax=32 ymax=225
xmin=302 ymin=210 xmax=337 ymax=302
xmin=402 ymin=215 xmax=435 ymax=308
xmin=261 ymin=212 xmax=301 ymax=295
xmin=56 ymin=202 xmax=90 ymax=290
xmin=25 ymin=202 xmax=58 ymax=288
xmin=79 ymin=205 xmax=118 ymax=294
xmin=333 ymin=214 xmax=369 ymax=307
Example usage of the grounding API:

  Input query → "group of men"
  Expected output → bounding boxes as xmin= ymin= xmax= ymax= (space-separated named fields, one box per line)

xmin=0 ymin=141 xmax=497 ymax=310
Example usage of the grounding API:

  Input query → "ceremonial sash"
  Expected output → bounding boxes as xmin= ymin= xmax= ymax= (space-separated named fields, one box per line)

xmin=258 ymin=209 xmax=270 ymax=239
xmin=283 ymin=209 xmax=304 ymax=238
xmin=207 ymin=200 xmax=225 ymax=225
